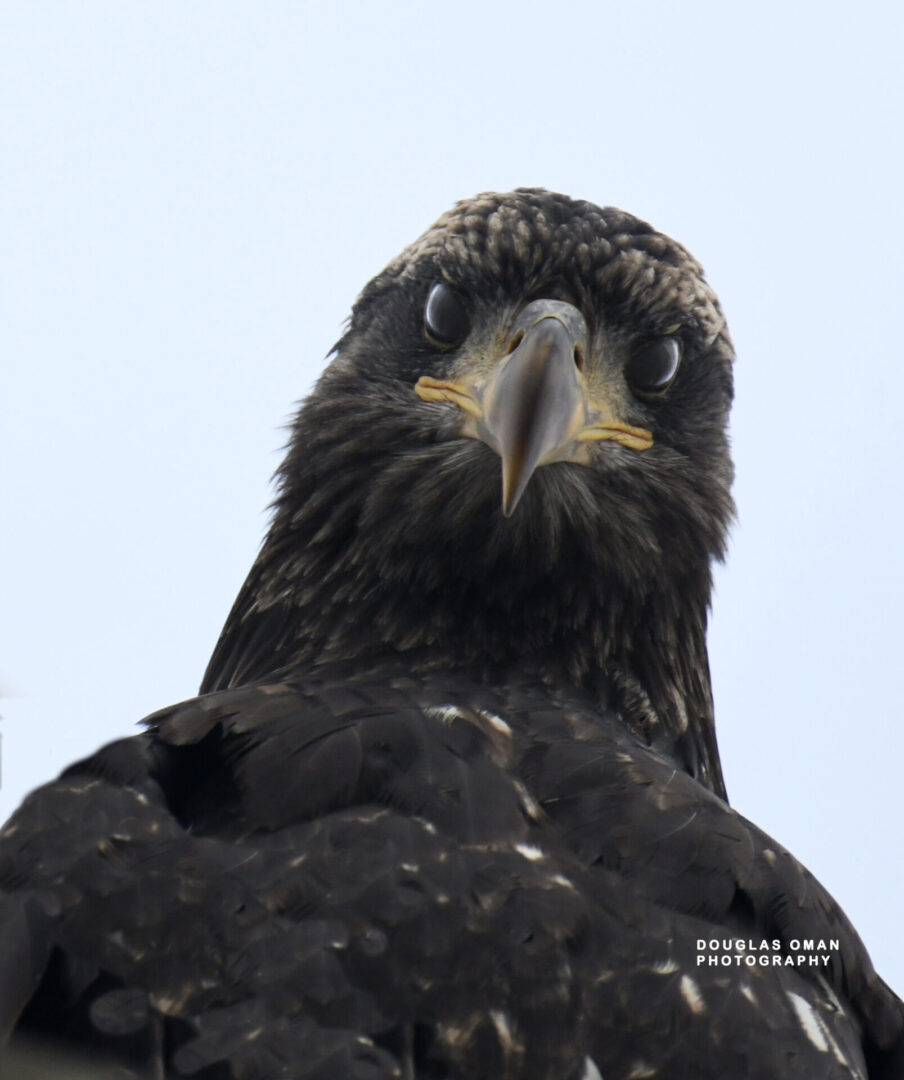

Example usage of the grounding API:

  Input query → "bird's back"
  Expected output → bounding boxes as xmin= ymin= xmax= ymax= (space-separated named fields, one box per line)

xmin=2 ymin=664 xmax=901 ymax=1079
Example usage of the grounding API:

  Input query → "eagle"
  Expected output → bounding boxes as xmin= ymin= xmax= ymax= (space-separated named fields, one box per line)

xmin=1 ymin=189 xmax=901 ymax=1080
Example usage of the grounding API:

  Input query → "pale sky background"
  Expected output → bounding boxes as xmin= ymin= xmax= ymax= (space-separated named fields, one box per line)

xmin=2 ymin=1 xmax=903 ymax=995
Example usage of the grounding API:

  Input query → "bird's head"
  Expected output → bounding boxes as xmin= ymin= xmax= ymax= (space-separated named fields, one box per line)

xmin=204 ymin=190 xmax=735 ymax=792
xmin=301 ymin=189 xmax=733 ymax=583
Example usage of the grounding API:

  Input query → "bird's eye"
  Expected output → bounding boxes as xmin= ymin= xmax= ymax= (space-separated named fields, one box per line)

xmin=424 ymin=283 xmax=470 ymax=348
xmin=625 ymin=336 xmax=682 ymax=396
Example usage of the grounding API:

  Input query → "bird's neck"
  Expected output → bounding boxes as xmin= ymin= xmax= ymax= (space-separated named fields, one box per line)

xmin=204 ymin=506 xmax=726 ymax=800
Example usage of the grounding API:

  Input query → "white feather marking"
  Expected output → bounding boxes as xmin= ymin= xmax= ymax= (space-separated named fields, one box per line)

xmin=582 ymin=1057 xmax=603 ymax=1080
xmin=786 ymin=992 xmax=829 ymax=1052
xmin=679 ymin=974 xmax=705 ymax=1014
xmin=477 ymin=709 xmax=513 ymax=736
xmin=513 ymin=780 xmax=542 ymax=820
xmin=822 ymin=1025 xmax=851 ymax=1069
xmin=490 ymin=1009 xmax=518 ymax=1052
xmin=811 ymin=978 xmax=853 ymax=1067
xmin=425 ymin=704 xmax=464 ymax=723
xmin=740 ymin=982 xmax=758 ymax=1006
xmin=514 ymin=843 xmax=544 ymax=861
xmin=651 ymin=958 xmax=679 ymax=975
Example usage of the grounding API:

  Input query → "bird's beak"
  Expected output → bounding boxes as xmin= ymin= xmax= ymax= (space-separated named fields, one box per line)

xmin=415 ymin=300 xmax=653 ymax=516
xmin=479 ymin=315 xmax=586 ymax=515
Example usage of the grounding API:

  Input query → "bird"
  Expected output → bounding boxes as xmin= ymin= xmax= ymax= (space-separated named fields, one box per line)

xmin=0 ymin=188 xmax=901 ymax=1080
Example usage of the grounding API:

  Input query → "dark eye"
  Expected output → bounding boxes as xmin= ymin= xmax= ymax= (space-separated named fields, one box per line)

xmin=424 ymin=282 xmax=470 ymax=347
xmin=625 ymin=336 xmax=682 ymax=396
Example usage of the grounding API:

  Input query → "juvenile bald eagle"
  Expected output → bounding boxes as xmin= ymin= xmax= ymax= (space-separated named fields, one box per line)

xmin=1 ymin=190 xmax=901 ymax=1079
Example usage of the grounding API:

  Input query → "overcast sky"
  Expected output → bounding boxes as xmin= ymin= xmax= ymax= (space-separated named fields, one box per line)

xmin=2 ymin=2 xmax=902 ymax=993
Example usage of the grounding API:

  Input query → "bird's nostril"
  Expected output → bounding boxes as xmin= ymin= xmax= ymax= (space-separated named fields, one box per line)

xmin=505 ymin=329 xmax=525 ymax=355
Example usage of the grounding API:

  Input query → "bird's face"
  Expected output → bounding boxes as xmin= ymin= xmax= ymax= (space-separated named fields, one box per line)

xmin=415 ymin=291 xmax=656 ymax=517
xmin=325 ymin=190 xmax=735 ymax=588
